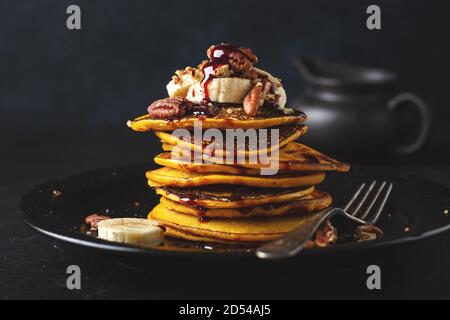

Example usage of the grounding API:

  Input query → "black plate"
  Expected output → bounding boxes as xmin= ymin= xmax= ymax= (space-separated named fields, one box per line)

xmin=20 ymin=164 xmax=450 ymax=274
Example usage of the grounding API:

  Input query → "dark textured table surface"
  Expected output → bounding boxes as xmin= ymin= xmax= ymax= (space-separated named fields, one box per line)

xmin=2 ymin=132 xmax=450 ymax=299
xmin=2 ymin=0 xmax=450 ymax=300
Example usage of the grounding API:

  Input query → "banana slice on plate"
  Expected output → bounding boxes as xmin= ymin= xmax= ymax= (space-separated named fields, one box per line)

xmin=97 ymin=218 xmax=163 ymax=246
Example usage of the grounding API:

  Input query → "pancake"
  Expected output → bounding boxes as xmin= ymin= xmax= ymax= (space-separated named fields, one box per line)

xmin=236 ymin=142 xmax=350 ymax=172
xmin=146 ymin=167 xmax=325 ymax=188
xmin=154 ymin=152 xmax=262 ymax=175
xmin=163 ymin=225 xmax=250 ymax=244
xmin=160 ymin=190 xmax=332 ymax=219
xmin=128 ymin=107 xmax=306 ymax=131
xmin=149 ymin=204 xmax=319 ymax=242
xmin=162 ymin=143 xmax=174 ymax=151
xmin=154 ymin=185 xmax=315 ymax=208
xmin=154 ymin=142 xmax=349 ymax=174
xmin=155 ymin=125 xmax=307 ymax=158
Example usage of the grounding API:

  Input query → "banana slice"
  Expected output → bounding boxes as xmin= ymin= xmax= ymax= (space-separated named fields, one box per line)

xmin=97 ymin=218 xmax=163 ymax=246
xmin=166 ymin=67 xmax=203 ymax=98
xmin=186 ymin=77 xmax=253 ymax=103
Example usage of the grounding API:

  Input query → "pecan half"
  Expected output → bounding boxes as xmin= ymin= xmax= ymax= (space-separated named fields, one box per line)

xmin=85 ymin=214 xmax=111 ymax=231
xmin=243 ymin=82 xmax=263 ymax=116
xmin=147 ymin=97 xmax=192 ymax=119
xmin=239 ymin=47 xmax=258 ymax=63
xmin=206 ymin=44 xmax=258 ymax=73
xmin=228 ymin=51 xmax=253 ymax=72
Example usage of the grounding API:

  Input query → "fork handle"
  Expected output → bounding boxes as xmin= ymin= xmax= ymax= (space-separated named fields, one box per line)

xmin=255 ymin=207 xmax=341 ymax=259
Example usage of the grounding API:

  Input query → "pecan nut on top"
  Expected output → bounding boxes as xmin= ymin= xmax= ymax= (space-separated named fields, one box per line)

xmin=228 ymin=51 xmax=253 ymax=72
xmin=243 ymin=82 xmax=263 ymax=116
xmin=147 ymin=97 xmax=193 ymax=119
xmin=207 ymin=44 xmax=258 ymax=73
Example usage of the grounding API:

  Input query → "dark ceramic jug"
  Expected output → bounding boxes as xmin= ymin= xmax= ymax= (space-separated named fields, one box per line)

xmin=292 ymin=57 xmax=430 ymax=159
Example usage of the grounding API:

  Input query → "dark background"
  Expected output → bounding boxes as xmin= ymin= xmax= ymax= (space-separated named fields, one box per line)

xmin=1 ymin=0 xmax=450 ymax=299
xmin=2 ymin=0 xmax=450 ymax=157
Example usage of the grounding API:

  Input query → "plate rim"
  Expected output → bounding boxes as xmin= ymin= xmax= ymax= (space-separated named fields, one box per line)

xmin=19 ymin=164 xmax=450 ymax=259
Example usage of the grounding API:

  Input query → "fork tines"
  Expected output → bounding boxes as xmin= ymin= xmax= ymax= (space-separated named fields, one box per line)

xmin=344 ymin=180 xmax=393 ymax=225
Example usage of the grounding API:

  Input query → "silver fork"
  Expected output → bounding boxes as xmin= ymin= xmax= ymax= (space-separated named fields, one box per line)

xmin=256 ymin=181 xmax=393 ymax=259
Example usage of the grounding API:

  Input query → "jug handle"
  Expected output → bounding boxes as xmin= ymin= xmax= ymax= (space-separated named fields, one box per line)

xmin=387 ymin=93 xmax=430 ymax=155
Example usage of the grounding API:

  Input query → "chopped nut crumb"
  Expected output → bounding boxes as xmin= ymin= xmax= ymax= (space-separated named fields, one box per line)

xmin=85 ymin=214 xmax=111 ymax=231
xmin=304 ymin=240 xmax=315 ymax=249
xmin=355 ymin=225 xmax=384 ymax=242
xmin=172 ymin=66 xmax=202 ymax=84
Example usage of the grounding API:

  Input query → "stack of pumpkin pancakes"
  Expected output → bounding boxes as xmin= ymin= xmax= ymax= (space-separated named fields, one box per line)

xmin=128 ymin=44 xmax=349 ymax=245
